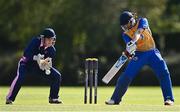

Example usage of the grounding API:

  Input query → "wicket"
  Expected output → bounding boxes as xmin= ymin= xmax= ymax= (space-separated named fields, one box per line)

xmin=84 ymin=58 xmax=98 ymax=104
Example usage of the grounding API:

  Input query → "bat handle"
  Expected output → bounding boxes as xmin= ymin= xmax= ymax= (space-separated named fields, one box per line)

xmin=123 ymin=50 xmax=135 ymax=59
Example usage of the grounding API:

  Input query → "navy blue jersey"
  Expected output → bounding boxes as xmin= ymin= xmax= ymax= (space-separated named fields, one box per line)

xmin=23 ymin=37 xmax=56 ymax=64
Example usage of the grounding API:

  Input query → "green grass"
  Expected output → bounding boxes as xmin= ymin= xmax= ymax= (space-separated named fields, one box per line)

xmin=0 ymin=86 xmax=180 ymax=112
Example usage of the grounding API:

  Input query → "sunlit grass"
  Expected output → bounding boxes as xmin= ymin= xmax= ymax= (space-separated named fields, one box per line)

xmin=0 ymin=86 xmax=180 ymax=111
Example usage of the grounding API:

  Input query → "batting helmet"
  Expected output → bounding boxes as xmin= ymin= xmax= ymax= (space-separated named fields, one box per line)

xmin=119 ymin=11 xmax=134 ymax=25
xmin=41 ymin=28 xmax=56 ymax=39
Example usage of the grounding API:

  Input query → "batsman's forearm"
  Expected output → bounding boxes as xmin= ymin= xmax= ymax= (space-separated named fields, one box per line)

xmin=132 ymin=28 xmax=143 ymax=42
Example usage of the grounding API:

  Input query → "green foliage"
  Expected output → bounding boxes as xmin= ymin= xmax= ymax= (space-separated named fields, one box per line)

xmin=0 ymin=0 xmax=180 ymax=85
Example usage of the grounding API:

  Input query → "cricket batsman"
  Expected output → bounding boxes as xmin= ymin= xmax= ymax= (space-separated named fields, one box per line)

xmin=6 ymin=28 xmax=62 ymax=104
xmin=105 ymin=11 xmax=174 ymax=105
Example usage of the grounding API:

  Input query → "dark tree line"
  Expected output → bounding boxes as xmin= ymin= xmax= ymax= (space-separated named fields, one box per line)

xmin=0 ymin=0 xmax=180 ymax=86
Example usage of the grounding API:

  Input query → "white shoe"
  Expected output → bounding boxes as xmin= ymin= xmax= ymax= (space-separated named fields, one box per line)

xmin=105 ymin=99 xmax=116 ymax=105
xmin=49 ymin=98 xmax=62 ymax=104
xmin=164 ymin=99 xmax=174 ymax=106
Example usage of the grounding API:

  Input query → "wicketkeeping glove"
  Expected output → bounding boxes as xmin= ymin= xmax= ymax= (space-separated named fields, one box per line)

xmin=43 ymin=57 xmax=52 ymax=70
xmin=33 ymin=54 xmax=52 ymax=75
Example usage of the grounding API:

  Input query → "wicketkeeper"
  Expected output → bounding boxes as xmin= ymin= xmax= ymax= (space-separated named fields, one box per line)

xmin=105 ymin=11 xmax=174 ymax=105
xmin=6 ymin=28 xmax=62 ymax=104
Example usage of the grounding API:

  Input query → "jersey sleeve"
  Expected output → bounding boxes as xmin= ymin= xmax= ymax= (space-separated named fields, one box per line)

xmin=23 ymin=37 xmax=40 ymax=61
xmin=45 ymin=46 xmax=56 ymax=66
xmin=122 ymin=33 xmax=131 ymax=44
xmin=138 ymin=18 xmax=149 ymax=29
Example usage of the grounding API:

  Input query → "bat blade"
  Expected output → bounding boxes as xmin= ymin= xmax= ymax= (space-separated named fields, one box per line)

xmin=102 ymin=54 xmax=128 ymax=84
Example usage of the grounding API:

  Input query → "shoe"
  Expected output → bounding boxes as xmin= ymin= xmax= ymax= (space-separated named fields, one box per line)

xmin=49 ymin=98 xmax=62 ymax=104
xmin=105 ymin=99 xmax=118 ymax=105
xmin=164 ymin=99 xmax=174 ymax=106
xmin=6 ymin=99 xmax=13 ymax=104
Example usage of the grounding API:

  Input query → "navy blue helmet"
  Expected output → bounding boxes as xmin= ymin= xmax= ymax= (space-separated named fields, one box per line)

xmin=119 ymin=11 xmax=136 ymax=31
xmin=41 ymin=28 xmax=56 ymax=39
xmin=119 ymin=11 xmax=134 ymax=25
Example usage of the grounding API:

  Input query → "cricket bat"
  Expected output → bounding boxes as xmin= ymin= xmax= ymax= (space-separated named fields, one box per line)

xmin=102 ymin=51 xmax=130 ymax=84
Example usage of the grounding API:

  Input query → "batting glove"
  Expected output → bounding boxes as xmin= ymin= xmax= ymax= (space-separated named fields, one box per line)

xmin=126 ymin=41 xmax=136 ymax=55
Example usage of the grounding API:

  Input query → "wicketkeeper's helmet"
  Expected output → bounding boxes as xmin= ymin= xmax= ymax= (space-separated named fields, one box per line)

xmin=41 ymin=28 xmax=56 ymax=39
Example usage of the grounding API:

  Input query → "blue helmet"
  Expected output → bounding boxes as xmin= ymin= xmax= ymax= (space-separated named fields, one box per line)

xmin=41 ymin=28 xmax=56 ymax=39
xmin=119 ymin=11 xmax=133 ymax=25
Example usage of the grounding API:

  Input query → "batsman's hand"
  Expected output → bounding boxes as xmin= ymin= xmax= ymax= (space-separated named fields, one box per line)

xmin=126 ymin=41 xmax=136 ymax=55
xmin=124 ymin=50 xmax=135 ymax=59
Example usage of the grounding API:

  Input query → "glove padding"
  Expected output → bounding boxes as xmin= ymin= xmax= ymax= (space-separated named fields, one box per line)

xmin=33 ymin=54 xmax=52 ymax=75
xmin=126 ymin=41 xmax=137 ymax=55
xmin=39 ymin=58 xmax=52 ymax=70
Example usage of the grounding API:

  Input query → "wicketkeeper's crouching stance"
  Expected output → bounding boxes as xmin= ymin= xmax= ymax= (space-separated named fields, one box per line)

xmin=105 ymin=11 xmax=174 ymax=105
xmin=6 ymin=28 xmax=62 ymax=104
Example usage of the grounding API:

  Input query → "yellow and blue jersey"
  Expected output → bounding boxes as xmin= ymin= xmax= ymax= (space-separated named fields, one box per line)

xmin=111 ymin=18 xmax=174 ymax=104
xmin=122 ymin=18 xmax=155 ymax=51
